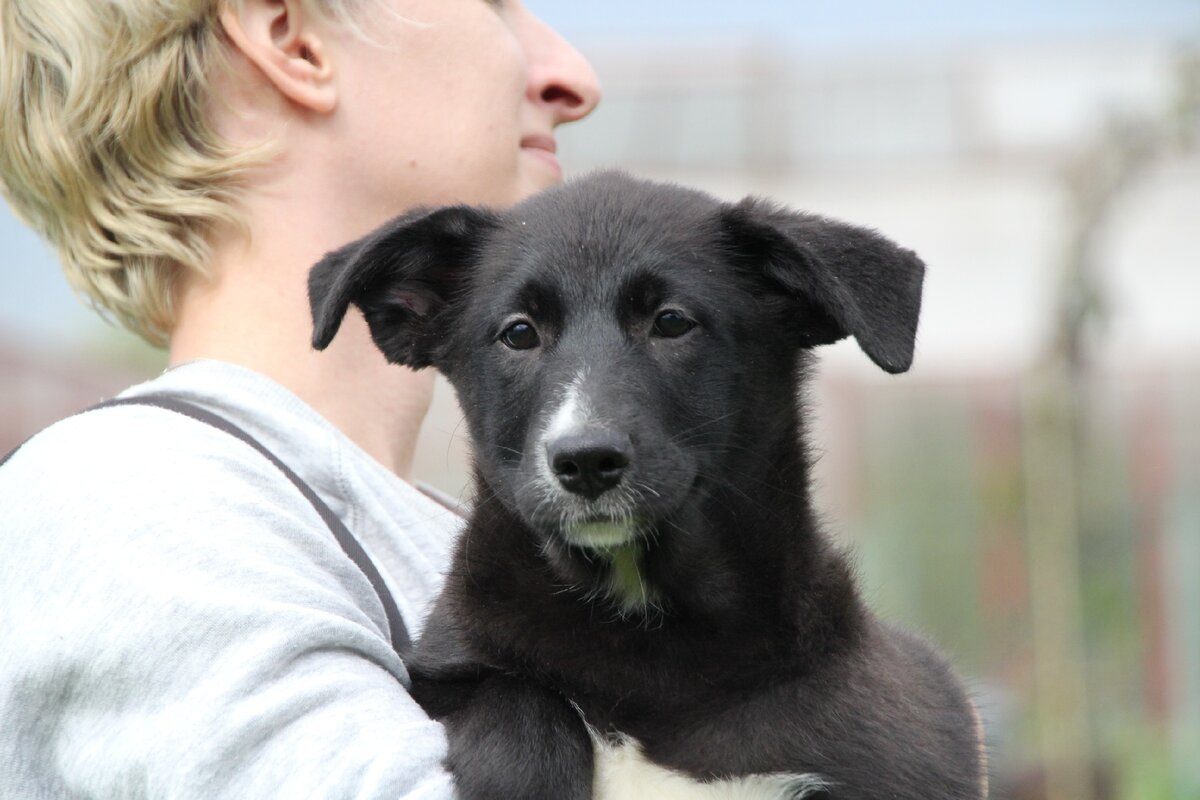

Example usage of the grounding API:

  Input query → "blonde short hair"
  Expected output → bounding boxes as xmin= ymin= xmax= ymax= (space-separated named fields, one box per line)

xmin=0 ymin=0 xmax=370 ymax=345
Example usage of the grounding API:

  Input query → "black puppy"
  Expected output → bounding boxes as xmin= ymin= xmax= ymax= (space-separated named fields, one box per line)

xmin=309 ymin=172 xmax=986 ymax=800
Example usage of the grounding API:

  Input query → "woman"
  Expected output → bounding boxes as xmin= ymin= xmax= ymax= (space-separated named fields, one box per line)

xmin=0 ymin=0 xmax=600 ymax=796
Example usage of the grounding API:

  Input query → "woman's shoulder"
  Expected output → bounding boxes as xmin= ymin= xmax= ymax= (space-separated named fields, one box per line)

xmin=0 ymin=400 xmax=333 ymax=556
xmin=0 ymin=397 xmax=405 ymax=643
xmin=2 ymin=360 xmax=333 ymax=518
xmin=3 ymin=400 xmax=289 ymax=498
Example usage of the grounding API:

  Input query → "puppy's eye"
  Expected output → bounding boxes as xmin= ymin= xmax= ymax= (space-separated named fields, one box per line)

xmin=652 ymin=310 xmax=695 ymax=338
xmin=500 ymin=320 xmax=540 ymax=350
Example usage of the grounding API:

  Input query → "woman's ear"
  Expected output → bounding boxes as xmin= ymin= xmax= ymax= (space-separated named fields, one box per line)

xmin=219 ymin=0 xmax=337 ymax=114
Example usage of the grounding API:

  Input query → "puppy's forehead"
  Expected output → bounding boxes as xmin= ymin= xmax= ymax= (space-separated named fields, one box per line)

xmin=483 ymin=174 xmax=725 ymax=301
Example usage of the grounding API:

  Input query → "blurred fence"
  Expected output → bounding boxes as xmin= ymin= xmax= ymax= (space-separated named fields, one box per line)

xmin=814 ymin=367 xmax=1200 ymax=798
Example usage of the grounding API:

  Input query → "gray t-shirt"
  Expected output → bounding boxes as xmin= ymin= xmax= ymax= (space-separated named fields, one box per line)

xmin=0 ymin=360 xmax=462 ymax=799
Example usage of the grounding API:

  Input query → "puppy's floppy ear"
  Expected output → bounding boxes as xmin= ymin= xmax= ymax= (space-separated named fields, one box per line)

xmin=720 ymin=197 xmax=925 ymax=374
xmin=308 ymin=205 xmax=500 ymax=368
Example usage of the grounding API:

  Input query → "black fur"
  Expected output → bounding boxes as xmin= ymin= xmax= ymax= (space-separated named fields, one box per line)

xmin=309 ymin=172 xmax=985 ymax=799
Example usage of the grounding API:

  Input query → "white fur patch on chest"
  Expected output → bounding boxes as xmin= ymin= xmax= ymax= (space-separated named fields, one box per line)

xmin=592 ymin=733 xmax=829 ymax=800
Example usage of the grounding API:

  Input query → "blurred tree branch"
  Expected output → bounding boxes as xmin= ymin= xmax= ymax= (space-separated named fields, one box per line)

xmin=1023 ymin=49 xmax=1200 ymax=800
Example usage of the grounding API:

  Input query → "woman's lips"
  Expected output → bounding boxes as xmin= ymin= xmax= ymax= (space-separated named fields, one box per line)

xmin=521 ymin=134 xmax=561 ymax=176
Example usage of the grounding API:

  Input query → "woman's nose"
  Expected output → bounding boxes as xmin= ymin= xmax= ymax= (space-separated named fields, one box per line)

xmin=518 ymin=11 xmax=602 ymax=125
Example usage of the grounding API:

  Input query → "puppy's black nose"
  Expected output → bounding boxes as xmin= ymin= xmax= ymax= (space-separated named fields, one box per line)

xmin=546 ymin=431 xmax=631 ymax=499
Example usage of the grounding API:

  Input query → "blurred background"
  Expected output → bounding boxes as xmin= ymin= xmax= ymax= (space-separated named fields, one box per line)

xmin=3 ymin=1 xmax=1198 ymax=797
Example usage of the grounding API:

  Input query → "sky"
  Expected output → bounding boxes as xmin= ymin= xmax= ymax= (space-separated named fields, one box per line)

xmin=2 ymin=0 xmax=1198 ymax=347
xmin=529 ymin=0 xmax=1200 ymax=49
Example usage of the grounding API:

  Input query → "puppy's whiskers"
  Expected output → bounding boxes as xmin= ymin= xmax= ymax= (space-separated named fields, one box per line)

xmin=668 ymin=410 xmax=739 ymax=443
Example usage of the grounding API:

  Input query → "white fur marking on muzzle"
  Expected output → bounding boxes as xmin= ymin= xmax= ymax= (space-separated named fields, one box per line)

xmin=538 ymin=371 xmax=593 ymax=494
xmin=543 ymin=371 xmax=591 ymax=443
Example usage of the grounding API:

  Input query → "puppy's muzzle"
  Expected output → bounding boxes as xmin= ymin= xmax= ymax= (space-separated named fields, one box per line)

xmin=546 ymin=429 xmax=631 ymax=500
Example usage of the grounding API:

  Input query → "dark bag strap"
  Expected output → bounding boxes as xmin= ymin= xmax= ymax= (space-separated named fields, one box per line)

xmin=2 ymin=394 xmax=411 ymax=656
